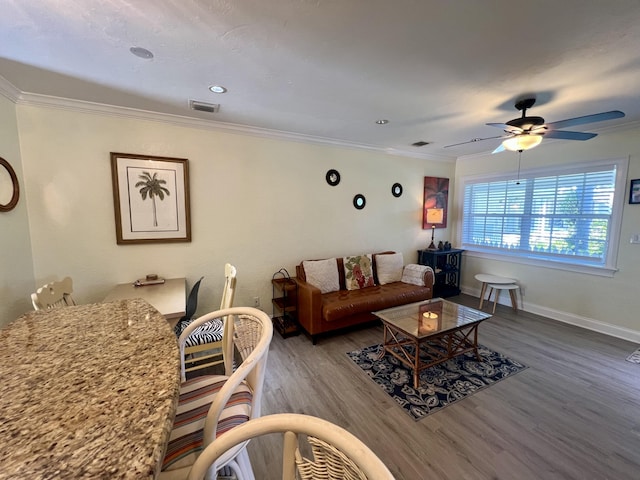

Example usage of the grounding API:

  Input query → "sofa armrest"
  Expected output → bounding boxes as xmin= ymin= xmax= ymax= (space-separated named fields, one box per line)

xmin=294 ymin=277 xmax=323 ymax=336
xmin=423 ymin=266 xmax=435 ymax=290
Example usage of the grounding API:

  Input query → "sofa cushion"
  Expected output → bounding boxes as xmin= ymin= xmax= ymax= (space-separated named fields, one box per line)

xmin=401 ymin=264 xmax=431 ymax=286
xmin=303 ymin=258 xmax=340 ymax=293
xmin=376 ymin=252 xmax=404 ymax=285
xmin=343 ymin=254 xmax=375 ymax=290
xmin=321 ymin=282 xmax=431 ymax=323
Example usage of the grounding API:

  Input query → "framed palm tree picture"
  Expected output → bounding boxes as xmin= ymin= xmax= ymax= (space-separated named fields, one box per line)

xmin=110 ymin=153 xmax=191 ymax=244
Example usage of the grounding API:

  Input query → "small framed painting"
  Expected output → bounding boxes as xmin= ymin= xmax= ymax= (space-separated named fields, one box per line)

xmin=630 ymin=179 xmax=640 ymax=204
xmin=110 ymin=152 xmax=191 ymax=244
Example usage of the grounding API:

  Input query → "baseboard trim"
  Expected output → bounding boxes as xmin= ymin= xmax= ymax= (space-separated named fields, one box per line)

xmin=461 ymin=286 xmax=640 ymax=344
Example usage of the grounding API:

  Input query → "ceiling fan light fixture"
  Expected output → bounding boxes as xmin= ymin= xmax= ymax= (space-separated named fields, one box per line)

xmin=502 ymin=134 xmax=542 ymax=152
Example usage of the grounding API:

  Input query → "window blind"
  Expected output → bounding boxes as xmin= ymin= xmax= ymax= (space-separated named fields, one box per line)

xmin=462 ymin=164 xmax=617 ymax=266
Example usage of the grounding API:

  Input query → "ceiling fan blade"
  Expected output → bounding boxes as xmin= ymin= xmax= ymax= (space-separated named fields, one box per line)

xmin=543 ymin=130 xmax=597 ymax=141
xmin=545 ymin=110 xmax=625 ymax=130
xmin=444 ymin=135 xmax=505 ymax=148
xmin=486 ymin=122 xmax=522 ymax=134
xmin=530 ymin=125 xmax=547 ymax=134
xmin=492 ymin=143 xmax=506 ymax=154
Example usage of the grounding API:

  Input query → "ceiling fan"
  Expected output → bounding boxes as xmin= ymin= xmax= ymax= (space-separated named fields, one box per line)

xmin=445 ymin=97 xmax=625 ymax=153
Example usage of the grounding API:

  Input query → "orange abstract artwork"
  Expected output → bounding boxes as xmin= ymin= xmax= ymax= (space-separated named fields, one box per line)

xmin=422 ymin=176 xmax=449 ymax=229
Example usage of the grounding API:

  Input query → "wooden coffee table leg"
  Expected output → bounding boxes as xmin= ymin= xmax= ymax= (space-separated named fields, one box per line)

xmin=413 ymin=339 xmax=420 ymax=389
xmin=473 ymin=324 xmax=481 ymax=361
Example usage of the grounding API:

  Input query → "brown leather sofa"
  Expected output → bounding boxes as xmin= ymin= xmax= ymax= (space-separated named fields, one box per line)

xmin=295 ymin=252 xmax=434 ymax=343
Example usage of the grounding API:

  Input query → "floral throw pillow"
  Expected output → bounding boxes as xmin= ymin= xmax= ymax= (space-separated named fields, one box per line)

xmin=343 ymin=254 xmax=376 ymax=290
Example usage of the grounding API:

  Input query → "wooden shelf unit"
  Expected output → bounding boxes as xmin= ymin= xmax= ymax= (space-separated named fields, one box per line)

xmin=272 ymin=274 xmax=300 ymax=338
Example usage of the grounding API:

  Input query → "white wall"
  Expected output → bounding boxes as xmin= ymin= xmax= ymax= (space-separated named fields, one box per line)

xmin=0 ymin=95 xmax=34 ymax=325
xmin=14 ymin=104 xmax=454 ymax=318
xmin=455 ymin=127 xmax=640 ymax=341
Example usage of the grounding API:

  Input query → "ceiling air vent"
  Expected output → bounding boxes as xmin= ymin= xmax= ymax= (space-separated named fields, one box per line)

xmin=411 ymin=141 xmax=430 ymax=147
xmin=189 ymin=100 xmax=220 ymax=113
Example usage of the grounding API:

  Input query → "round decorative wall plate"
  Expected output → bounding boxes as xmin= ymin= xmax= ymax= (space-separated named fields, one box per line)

xmin=326 ymin=169 xmax=340 ymax=186
xmin=0 ymin=157 xmax=19 ymax=212
xmin=353 ymin=194 xmax=366 ymax=210
xmin=391 ymin=183 xmax=403 ymax=197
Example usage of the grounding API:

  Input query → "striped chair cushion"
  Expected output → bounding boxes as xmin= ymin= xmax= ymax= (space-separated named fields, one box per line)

xmin=174 ymin=318 xmax=224 ymax=347
xmin=162 ymin=375 xmax=253 ymax=471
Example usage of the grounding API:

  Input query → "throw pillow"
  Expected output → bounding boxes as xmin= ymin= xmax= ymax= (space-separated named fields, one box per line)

xmin=302 ymin=258 xmax=340 ymax=294
xmin=401 ymin=264 xmax=431 ymax=286
xmin=343 ymin=254 xmax=375 ymax=290
xmin=376 ymin=252 xmax=404 ymax=285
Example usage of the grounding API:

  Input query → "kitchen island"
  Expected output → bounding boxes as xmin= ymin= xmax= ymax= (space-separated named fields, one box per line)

xmin=0 ymin=299 xmax=180 ymax=479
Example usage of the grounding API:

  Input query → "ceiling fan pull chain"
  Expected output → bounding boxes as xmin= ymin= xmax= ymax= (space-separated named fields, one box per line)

xmin=516 ymin=151 xmax=522 ymax=185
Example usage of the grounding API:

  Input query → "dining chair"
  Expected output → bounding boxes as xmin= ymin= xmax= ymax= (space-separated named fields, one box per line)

xmin=31 ymin=277 xmax=76 ymax=310
xmin=174 ymin=275 xmax=205 ymax=338
xmin=160 ymin=306 xmax=273 ymax=480
xmin=175 ymin=264 xmax=237 ymax=381
xmin=185 ymin=413 xmax=396 ymax=480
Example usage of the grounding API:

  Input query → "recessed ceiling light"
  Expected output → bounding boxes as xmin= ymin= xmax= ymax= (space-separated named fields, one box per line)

xmin=130 ymin=46 xmax=153 ymax=59
xmin=209 ymin=85 xmax=227 ymax=94
xmin=375 ymin=119 xmax=389 ymax=125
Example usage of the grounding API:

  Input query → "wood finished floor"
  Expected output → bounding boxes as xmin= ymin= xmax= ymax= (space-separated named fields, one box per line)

xmin=246 ymin=294 xmax=640 ymax=479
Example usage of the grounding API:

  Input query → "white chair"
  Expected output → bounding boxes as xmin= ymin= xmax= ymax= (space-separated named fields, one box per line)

xmin=176 ymin=264 xmax=237 ymax=381
xmin=160 ymin=306 xmax=273 ymax=480
xmin=31 ymin=277 xmax=76 ymax=310
xmin=185 ymin=413 xmax=396 ymax=480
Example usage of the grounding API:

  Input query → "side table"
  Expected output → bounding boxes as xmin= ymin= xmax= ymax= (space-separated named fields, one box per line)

xmin=417 ymin=248 xmax=464 ymax=298
xmin=474 ymin=273 xmax=517 ymax=309
xmin=272 ymin=269 xmax=301 ymax=338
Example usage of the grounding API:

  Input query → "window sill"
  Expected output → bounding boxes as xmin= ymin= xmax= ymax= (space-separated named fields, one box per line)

xmin=462 ymin=247 xmax=618 ymax=277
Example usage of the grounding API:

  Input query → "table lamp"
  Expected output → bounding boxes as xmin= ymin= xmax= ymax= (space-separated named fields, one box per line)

xmin=426 ymin=208 xmax=444 ymax=249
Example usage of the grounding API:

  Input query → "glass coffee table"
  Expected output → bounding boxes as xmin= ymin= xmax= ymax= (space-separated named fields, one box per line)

xmin=373 ymin=298 xmax=492 ymax=388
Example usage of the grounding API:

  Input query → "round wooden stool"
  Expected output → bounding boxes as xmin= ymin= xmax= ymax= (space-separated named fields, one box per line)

xmin=487 ymin=283 xmax=520 ymax=313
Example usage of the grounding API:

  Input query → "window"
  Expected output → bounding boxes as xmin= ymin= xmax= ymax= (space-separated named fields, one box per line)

xmin=460 ymin=158 xmax=628 ymax=275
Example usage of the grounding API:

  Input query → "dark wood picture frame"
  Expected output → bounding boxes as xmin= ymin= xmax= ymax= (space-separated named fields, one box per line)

xmin=630 ymin=179 xmax=640 ymax=204
xmin=110 ymin=152 xmax=191 ymax=244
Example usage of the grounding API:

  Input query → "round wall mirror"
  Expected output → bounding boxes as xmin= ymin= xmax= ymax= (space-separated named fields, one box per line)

xmin=353 ymin=194 xmax=366 ymax=210
xmin=326 ymin=169 xmax=340 ymax=186
xmin=0 ymin=157 xmax=19 ymax=212
xmin=391 ymin=183 xmax=403 ymax=197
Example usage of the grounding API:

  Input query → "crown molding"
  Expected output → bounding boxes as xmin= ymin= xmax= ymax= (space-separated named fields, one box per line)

xmin=0 ymin=75 xmax=21 ymax=102
xmin=13 ymin=91 xmax=455 ymax=163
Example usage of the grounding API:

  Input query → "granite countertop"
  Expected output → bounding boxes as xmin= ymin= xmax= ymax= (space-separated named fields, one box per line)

xmin=0 ymin=299 xmax=180 ymax=479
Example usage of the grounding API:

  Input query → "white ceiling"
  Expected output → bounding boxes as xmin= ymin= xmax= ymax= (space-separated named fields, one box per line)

xmin=2 ymin=0 xmax=640 ymax=160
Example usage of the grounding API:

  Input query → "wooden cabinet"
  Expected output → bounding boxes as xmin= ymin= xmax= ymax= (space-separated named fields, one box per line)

xmin=272 ymin=270 xmax=300 ymax=338
xmin=417 ymin=248 xmax=464 ymax=298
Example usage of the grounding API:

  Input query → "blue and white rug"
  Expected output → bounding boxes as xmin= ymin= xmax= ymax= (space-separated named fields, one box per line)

xmin=626 ymin=347 xmax=640 ymax=364
xmin=347 ymin=343 xmax=528 ymax=421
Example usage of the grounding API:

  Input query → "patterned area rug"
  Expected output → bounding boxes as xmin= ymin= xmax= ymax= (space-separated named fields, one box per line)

xmin=347 ymin=343 xmax=528 ymax=421
xmin=626 ymin=347 xmax=640 ymax=364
